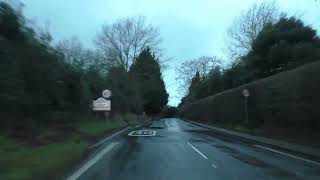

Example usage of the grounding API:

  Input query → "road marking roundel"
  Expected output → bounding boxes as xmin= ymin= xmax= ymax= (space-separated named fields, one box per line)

xmin=128 ymin=130 xmax=156 ymax=136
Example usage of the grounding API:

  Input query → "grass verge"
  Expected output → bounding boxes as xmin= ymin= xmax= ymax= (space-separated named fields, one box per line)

xmin=0 ymin=137 xmax=88 ymax=180
xmin=0 ymin=114 xmax=145 ymax=180
xmin=78 ymin=120 xmax=128 ymax=136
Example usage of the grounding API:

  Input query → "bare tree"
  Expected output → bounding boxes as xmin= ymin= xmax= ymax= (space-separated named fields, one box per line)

xmin=56 ymin=36 xmax=84 ymax=65
xmin=33 ymin=20 xmax=53 ymax=46
xmin=227 ymin=1 xmax=281 ymax=60
xmin=56 ymin=37 xmax=106 ymax=72
xmin=95 ymin=16 xmax=162 ymax=71
xmin=175 ymin=56 xmax=221 ymax=95
xmin=1 ymin=0 xmax=24 ymax=11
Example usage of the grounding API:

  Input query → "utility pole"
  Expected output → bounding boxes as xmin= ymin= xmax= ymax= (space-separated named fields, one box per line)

xmin=242 ymin=89 xmax=250 ymax=124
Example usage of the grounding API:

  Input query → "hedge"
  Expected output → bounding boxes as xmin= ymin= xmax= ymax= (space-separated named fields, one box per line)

xmin=178 ymin=60 xmax=320 ymax=130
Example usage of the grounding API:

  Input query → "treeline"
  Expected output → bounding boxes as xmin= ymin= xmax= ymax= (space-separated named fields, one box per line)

xmin=0 ymin=2 xmax=168 ymax=130
xmin=179 ymin=16 xmax=320 ymax=107
xmin=179 ymin=60 xmax=320 ymax=133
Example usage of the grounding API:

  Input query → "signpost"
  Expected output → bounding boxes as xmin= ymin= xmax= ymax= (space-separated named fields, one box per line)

xmin=102 ymin=89 xmax=112 ymax=98
xmin=242 ymin=89 xmax=250 ymax=124
xmin=92 ymin=97 xmax=111 ymax=111
xmin=93 ymin=89 xmax=112 ymax=121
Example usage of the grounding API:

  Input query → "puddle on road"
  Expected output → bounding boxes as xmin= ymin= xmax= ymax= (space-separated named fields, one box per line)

xmin=189 ymin=138 xmax=211 ymax=143
xmin=214 ymin=144 xmax=270 ymax=168
xmin=149 ymin=126 xmax=164 ymax=129
xmin=184 ymin=129 xmax=211 ymax=133
xmin=108 ymin=137 xmax=141 ymax=171
xmin=185 ymin=129 xmax=251 ymax=146
xmin=187 ymin=129 xmax=316 ymax=178
xmin=213 ymin=144 xmax=302 ymax=179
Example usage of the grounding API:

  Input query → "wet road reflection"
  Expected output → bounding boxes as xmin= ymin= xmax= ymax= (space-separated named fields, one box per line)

xmin=76 ymin=118 xmax=320 ymax=180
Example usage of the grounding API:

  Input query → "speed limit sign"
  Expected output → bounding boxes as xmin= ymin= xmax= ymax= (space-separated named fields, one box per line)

xmin=242 ymin=88 xmax=250 ymax=124
xmin=242 ymin=89 xmax=250 ymax=97
xmin=102 ymin=89 xmax=112 ymax=98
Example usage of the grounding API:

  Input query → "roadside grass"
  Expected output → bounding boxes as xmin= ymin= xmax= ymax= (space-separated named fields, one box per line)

xmin=0 ymin=114 xmax=145 ymax=180
xmin=77 ymin=113 xmax=144 ymax=136
xmin=233 ymin=125 xmax=253 ymax=134
xmin=0 ymin=136 xmax=88 ymax=180
xmin=78 ymin=120 xmax=128 ymax=136
xmin=124 ymin=114 xmax=146 ymax=125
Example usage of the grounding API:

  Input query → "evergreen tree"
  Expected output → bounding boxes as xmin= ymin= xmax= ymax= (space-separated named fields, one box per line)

xmin=0 ymin=2 xmax=25 ymax=41
xmin=247 ymin=17 xmax=320 ymax=77
xmin=0 ymin=2 xmax=106 ymax=128
xmin=130 ymin=48 xmax=168 ymax=115
xmin=106 ymin=67 xmax=143 ymax=115
xmin=186 ymin=72 xmax=205 ymax=103
xmin=207 ymin=67 xmax=223 ymax=95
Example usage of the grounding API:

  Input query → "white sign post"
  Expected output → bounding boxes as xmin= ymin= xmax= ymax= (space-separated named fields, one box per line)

xmin=92 ymin=98 xmax=111 ymax=111
xmin=102 ymin=89 xmax=112 ymax=99
xmin=92 ymin=96 xmax=111 ymax=121
xmin=242 ymin=89 xmax=250 ymax=124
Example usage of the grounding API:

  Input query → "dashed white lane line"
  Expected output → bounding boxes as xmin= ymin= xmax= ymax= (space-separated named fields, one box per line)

xmin=187 ymin=142 xmax=218 ymax=168
xmin=67 ymin=142 xmax=118 ymax=180
xmin=254 ymin=145 xmax=320 ymax=166
xmin=187 ymin=142 xmax=208 ymax=159
xmin=211 ymin=164 xmax=217 ymax=168
xmin=165 ymin=119 xmax=170 ymax=127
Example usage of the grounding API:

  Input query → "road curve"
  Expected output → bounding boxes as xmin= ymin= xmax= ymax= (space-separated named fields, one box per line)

xmin=71 ymin=118 xmax=320 ymax=180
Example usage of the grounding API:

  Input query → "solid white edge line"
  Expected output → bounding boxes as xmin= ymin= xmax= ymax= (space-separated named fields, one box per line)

xmin=89 ymin=126 xmax=130 ymax=149
xmin=254 ymin=145 xmax=320 ymax=166
xmin=67 ymin=142 xmax=118 ymax=180
xmin=166 ymin=119 xmax=170 ymax=127
xmin=187 ymin=142 xmax=208 ymax=159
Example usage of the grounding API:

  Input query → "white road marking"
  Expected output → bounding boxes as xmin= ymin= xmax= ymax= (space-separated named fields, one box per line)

xmin=67 ymin=142 xmax=118 ymax=180
xmin=187 ymin=142 xmax=218 ymax=168
xmin=254 ymin=145 xmax=320 ymax=166
xmin=165 ymin=119 xmax=170 ymax=127
xmin=211 ymin=164 xmax=217 ymax=168
xmin=89 ymin=127 xmax=129 ymax=149
xmin=128 ymin=130 xmax=156 ymax=136
xmin=187 ymin=142 xmax=208 ymax=159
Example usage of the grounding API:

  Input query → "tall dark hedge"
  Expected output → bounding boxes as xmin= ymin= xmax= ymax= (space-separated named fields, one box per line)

xmin=179 ymin=16 xmax=320 ymax=108
xmin=179 ymin=61 xmax=320 ymax=131
xmin=0 ymin=2 xmax=105 ymax=127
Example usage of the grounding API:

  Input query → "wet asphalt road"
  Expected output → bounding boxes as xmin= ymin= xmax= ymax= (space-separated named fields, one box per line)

xmin=75 ymin=118 xmax=320 ymax=180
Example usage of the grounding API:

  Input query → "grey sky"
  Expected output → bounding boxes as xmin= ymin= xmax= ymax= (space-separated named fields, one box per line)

xmin=22 ymin=0 xmax=320 ymax=106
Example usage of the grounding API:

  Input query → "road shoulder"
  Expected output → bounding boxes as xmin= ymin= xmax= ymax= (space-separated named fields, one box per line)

xmin=64 ymin=120 xmax=151 ymax=180
xmin=183 ymin=119 xmax=320 ymax=160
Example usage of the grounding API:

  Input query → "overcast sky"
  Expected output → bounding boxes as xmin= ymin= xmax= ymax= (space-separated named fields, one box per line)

xmin=21 ymin=0 xmax=320 ymax=106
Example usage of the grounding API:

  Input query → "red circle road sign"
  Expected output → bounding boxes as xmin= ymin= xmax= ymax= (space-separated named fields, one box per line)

xmin=243 ymin=89 xmax=250 ymax=97
xmin=102 ymin=89 xmax=111 ymax=98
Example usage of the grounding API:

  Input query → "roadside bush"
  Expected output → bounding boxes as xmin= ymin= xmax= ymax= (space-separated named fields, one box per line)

xmin=45 ymin=111 xmax=77 ymax=124
xmin=179 ymin=60 xmax=320 ymax=131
